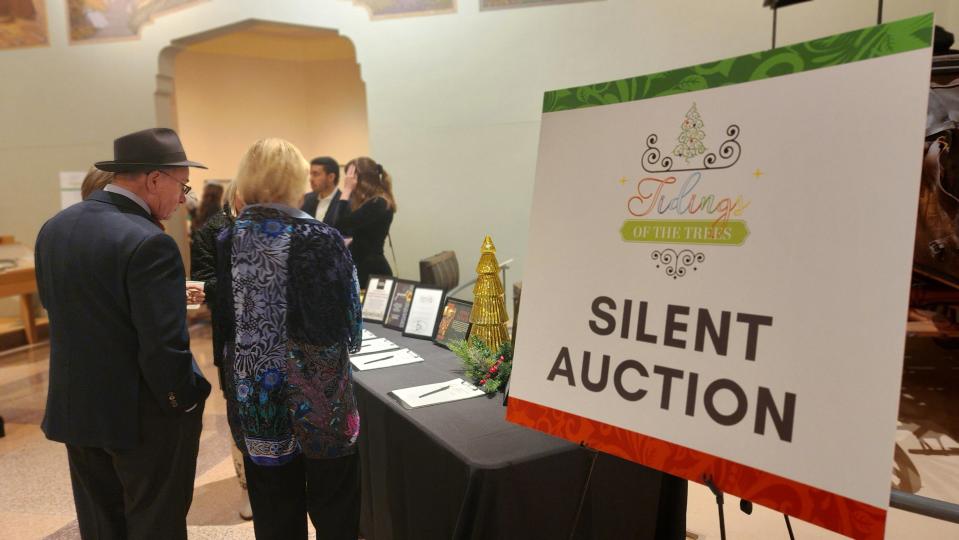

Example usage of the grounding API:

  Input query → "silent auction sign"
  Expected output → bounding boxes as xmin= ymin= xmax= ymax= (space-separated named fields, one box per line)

xmin=508 ymin=14 xmax=935 ymax=540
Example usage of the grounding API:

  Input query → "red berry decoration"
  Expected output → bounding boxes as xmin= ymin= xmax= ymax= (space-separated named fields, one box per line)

xmin=490 ymin=367 xmax=498 ymax=373
xmin=480 ymin=379 xmax=487 ymax=384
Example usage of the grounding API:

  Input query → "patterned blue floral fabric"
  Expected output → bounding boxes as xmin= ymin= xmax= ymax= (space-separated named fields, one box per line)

xmin=215 ymin=204 xmax=362 ymax=466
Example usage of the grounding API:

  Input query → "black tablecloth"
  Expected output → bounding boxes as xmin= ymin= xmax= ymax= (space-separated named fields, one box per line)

xmin=354 ymin=324 xmax=687 ymax=540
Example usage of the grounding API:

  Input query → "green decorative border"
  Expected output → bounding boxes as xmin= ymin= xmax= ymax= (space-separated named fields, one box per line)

xmin=543 ymin=13 xmax=932 ymax=113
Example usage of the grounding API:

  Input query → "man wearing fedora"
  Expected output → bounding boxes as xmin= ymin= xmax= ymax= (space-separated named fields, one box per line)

xmin=35 ymin=128 xmax=212 ymax=540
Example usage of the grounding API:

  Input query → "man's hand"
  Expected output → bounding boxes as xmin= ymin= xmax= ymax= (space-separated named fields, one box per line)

xmin=186 ymin=282 xmax=205 ymax=305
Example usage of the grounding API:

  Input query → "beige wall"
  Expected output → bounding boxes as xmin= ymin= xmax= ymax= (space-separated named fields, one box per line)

xmin=1 ymin=0 xmax=956 ymax=311
xmin=306 ymin=59 xmax=370 ymax=166
xmin=174 ymin=50 xmax=369 ymax=197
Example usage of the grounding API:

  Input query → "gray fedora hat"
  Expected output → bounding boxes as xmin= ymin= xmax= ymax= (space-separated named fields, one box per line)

xmin=95 ymin=128 xmax=207 ymax=172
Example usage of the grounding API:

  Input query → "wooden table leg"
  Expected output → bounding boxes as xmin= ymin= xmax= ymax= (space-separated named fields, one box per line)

xmin=19 ymin=293 xmax=37 ymax=344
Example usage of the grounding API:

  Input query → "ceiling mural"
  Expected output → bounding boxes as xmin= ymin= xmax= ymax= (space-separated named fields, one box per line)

xmin=351 ymin=0 xmax=455 ymax=20
xmin=67 ymin=0 xmax=207 ymax=43
xmin=480 ymin=0 xmax=600 ymax=11
xmin=0 ymin=0 xmax=47 ymax=50
xmin=18 ymin=0 xmax=606 ymax=46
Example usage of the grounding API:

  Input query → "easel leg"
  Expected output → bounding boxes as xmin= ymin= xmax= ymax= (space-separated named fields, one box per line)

xmin=568 ymin=447 xmax=599 ymax=540
xmin=703 ymin=475 xmax=726 ymax=540
xmin=784 ymin=514 xmax=796 ymax=540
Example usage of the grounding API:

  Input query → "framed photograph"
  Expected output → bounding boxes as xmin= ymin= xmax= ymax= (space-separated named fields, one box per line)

xmin=433 ymin=298 xmax=473 ymax=349
xmin=362 ymin=275 xmax=395 ymax=323
xmin=383 ymin=279 xmax=418 ymax=331
xmin=402 ymin=286 xmax=446 ymax=340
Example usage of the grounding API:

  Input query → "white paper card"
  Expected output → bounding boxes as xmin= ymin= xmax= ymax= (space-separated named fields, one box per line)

xmin=362 ymin=277 xmax=395 ymax=321
xmin=350 ymin=348 xmax=424 ymax=371
xmin=403 ymin=287 xmax=444 ymax=338
xmin=350 ymin=338 xmax=399 ymax=356
xmin=390 ymin=378 xmax=485 ymax=409
xmin=59 ymin=171 xmax=85 ymax=210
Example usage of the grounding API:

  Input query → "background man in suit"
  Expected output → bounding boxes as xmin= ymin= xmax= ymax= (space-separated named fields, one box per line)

xmin=35 ymin=128 xmax=212 ymax=540
xmin=301 ymin=156 xmax=342 ymax=224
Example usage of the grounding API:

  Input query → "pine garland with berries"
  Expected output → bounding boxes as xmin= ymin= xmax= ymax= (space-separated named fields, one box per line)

xmin=449 ymin=336 xmax=513 ymax=394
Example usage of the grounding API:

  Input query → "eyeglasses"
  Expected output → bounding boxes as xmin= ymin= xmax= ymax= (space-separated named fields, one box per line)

xmin=155 ymin=169 xmax=192 ymax=196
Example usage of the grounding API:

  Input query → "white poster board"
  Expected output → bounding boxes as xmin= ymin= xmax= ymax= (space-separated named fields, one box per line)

xmin=506 ymin=14 xmax=934 ymax=539
xmin=59 ymin=171 xmax=86 ymax=209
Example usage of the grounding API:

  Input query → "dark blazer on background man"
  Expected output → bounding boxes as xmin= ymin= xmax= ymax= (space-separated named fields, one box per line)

xmin=301 ymin=188 xmax=342 ymax=224
xmin=35 ymin=190 xmax=211 ymax=450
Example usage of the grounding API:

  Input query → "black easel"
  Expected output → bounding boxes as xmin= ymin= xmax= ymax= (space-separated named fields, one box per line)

xmin=767 ymin=0 xmax=883 ymax=49
xmin=702 ymin=475 xmax=726 ymax=540
xmin=785 ymin=514 xmax=797 ymax=539
xmin=568 ymin=445 xmax=599 ymax=540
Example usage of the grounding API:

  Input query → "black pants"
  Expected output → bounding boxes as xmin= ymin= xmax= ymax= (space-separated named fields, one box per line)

xmin=66 ymin=404 xmax=204 ymax=540
xmin=244 ymin=452 xmax=360 ymax=540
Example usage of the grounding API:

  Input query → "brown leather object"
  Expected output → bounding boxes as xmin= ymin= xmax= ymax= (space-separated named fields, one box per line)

xmin=915 ymin=79 xmax=959 ymax=285
xmin=419 ymin=251 xmax=459 ymax=291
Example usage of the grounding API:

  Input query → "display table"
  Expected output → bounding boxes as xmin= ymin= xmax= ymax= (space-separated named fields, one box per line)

xmin=0 ymin=266 xmax=46 ymax=345
xmin=354 ymin=324 xmax=687 ymax=540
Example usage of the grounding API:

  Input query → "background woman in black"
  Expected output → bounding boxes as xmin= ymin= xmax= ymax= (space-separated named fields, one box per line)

xmin=189 ymin=181 xmax=253 ymax=521
xmin=331 ymin=156 xmax=397 ymax=286
xmin=191 ymin=182 xmax=224 ymax=232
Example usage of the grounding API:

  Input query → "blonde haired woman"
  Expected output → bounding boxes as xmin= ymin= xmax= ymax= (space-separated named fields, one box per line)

xmin=214 ymin=139 xmax=362 ymax=540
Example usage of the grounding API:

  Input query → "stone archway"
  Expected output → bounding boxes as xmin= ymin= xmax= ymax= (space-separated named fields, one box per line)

xmin=154 ymin=20 xmax=370 ymax=271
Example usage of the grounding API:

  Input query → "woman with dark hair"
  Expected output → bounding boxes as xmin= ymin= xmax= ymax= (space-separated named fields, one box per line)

xmin=192 ymin=182 xmax=224 ymax=231
xmin=330 ymin=156 xmax=397 ymax=286
xmin=189 ymin=181 xmax=252 ymax=520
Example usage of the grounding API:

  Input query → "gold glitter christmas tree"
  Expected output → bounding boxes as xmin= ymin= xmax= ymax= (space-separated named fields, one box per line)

xmin=469 ymin=236 xmax=510 ymax=351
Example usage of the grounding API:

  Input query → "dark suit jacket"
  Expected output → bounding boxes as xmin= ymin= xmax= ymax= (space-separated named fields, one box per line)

xmin=330 ymin=196 xmax=394 ymax=286
xmin=35 ymin=190 xmax=211 ymax=449
xmin=300 ymin=189 xmax=342 ymax=224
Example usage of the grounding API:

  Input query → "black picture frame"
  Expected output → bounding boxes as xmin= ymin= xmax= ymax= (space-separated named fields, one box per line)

xmin=361 ymin=275 xmax=396 ymax=323
xmin=432 ymin=297 xmax=473 ymax=349
xmin=383 ymin=279 xmax=418 ymax=331
xmin=402 ymin=286 xmax=446 ymax=340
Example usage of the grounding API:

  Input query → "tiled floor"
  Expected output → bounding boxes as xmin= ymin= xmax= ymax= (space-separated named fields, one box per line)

xmin=0 ymin=325 xmax=315 ymax=540
xmin=0 ymin=325 xmax=957 ymax=539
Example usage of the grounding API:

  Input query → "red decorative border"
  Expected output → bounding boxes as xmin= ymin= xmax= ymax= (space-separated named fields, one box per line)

xmin=506 ymin=397 xmax=886 ymax=539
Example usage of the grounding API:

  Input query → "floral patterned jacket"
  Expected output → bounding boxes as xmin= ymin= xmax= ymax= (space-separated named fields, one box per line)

xmin=215 ymin=204 xmax=363 ymax=465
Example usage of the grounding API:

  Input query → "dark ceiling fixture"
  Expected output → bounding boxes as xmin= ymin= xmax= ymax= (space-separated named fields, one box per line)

xmin=762 ymin=0 xmax=814 ymax=7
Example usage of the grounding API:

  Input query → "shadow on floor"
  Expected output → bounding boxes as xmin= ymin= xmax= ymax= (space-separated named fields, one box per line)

xmin=188 ymin=476 xmax=249 ymax=527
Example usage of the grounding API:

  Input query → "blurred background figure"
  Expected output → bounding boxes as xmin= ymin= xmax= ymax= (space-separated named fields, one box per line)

xmin=191 ymin=182 xmax=224 ymax=232
xmin=189 ymin=181 xmax=251 ymax=520
xmin=79 ymin=166 xmax=114 ymax=200
xmin=301 ymin=156 xmax=342 ymax=225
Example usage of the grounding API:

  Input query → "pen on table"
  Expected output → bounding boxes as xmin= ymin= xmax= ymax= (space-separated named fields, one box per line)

xmin=353 ymin=347 xmax=400 ymax=357
xmin=362 ymin=355 xmax=394 ymax=365
xmin=419 ymin=385 xmax=450 ymax=399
